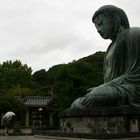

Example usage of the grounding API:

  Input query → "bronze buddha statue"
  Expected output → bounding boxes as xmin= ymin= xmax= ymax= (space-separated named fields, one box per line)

xmin=70 ymin=5 xmax=140 ymax=109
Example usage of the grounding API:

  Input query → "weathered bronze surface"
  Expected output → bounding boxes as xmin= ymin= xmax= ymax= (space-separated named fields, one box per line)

xmin=70 ymin=5 xmax=140 ymax=109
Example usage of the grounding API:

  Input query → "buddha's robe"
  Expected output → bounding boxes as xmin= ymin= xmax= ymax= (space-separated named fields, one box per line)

xmin=70 ymin=27 xmax=140 ymax=109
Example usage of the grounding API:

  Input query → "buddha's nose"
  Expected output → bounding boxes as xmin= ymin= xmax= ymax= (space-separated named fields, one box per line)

xmin=97 ymin=28 xmax=102 ymax=33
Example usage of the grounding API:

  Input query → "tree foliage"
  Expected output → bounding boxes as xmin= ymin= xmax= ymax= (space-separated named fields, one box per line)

xmin=6 ymin=88 xmax=34 ymax=96
xmin=0 ymin=52 xmax=105 ymax=113
xmin=0 ymin=60 xmax=33 ymax=94
xmin=44 ymin=51 xmax=105 ymax=111
xmin=0 ymin=96 xmax=26 ymax=113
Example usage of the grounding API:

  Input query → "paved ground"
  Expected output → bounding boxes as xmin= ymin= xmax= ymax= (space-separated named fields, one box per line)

xmin=0 ymin=135 xmax=140 ymax=140
xmin=0 ymin=136 xmax=88 ymax=140
xmin=0 ymin=136 xmax=92 ymax=140
xmin=0 ymin=136 xmax=39 ymax=140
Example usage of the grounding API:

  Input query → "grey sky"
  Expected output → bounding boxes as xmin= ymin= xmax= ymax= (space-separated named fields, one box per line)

xmin=0 ymin=0 xmax=139 ymax=72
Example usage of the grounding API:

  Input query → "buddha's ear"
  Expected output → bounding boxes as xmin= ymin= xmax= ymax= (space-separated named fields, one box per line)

xmin=114 ymin=14 xmax=124 ymax=31
xmin=115 ymin=14 xmax=121 ymax=26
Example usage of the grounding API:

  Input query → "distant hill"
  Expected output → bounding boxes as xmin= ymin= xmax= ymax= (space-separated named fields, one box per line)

xmin=33 ymin=51 xmax=105 ymax=111
xmin=47 ymin=51 xmax=105 ymax=85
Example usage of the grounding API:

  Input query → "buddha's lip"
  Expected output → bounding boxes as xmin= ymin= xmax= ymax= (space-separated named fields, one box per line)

xmin=98 ymin=31 xmax=104 ymax=35
xmin=99 ymin=32 xmax=104 ymax=36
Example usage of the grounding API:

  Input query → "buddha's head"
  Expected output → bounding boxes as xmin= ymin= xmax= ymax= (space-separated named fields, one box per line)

xmin=92 ymin=5 xmax=130 ymax=40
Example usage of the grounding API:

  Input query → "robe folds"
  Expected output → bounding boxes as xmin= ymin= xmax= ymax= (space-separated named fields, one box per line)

xmin=104 ymin=27 xmax=140 ymax=106
xmin=70 ymin=27 xmax=140 ymax=109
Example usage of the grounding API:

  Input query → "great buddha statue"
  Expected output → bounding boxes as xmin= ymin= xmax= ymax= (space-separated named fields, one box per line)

xmin=70 ymin=5 xmax=140 ymax=109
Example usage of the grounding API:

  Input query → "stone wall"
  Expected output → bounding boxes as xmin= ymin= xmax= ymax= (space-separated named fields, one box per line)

xmin=59 ymin=106 xmax=140 ymax=134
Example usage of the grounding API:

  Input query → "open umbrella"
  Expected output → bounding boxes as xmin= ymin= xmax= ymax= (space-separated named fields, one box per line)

xmin=3 ymin=111 xmax=15 ymax=119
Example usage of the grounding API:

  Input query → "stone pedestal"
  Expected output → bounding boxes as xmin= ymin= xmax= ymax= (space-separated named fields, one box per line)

xmin=59 ymin=106 xmax=140 ymax=135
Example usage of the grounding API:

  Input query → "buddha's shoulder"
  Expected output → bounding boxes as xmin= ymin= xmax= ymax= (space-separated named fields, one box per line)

xmin=119 ymin=27 xmax=140 ymax=38
xmin=124 ymin=27 xmax=140 ymax=34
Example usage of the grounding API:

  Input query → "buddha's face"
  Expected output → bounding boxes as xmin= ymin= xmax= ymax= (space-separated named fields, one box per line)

xmin=94 ymin=14 xmax=116 ymax=40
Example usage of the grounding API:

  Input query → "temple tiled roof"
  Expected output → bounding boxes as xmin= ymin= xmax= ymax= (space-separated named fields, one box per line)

xmin=24 ymin=96 xmax=50 ymax=107
xmin=15 ymin=96 xmax=51 ymax=107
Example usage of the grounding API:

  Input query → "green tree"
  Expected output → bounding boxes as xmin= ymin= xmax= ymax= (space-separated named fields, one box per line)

xmin=47 ymin=52 xmax=105 ymax=111
xmin=32 ymin=69 xmax=47 ymax=86
xmin=0 ymin=60 xmax=33 ymax=94
xmin=25 ymin=51 xmax=105 ymax=112
xmin=6 ymin=88 xmax=34 ymax=96
xmin=0 ymin=95 xmax=26 ymax=113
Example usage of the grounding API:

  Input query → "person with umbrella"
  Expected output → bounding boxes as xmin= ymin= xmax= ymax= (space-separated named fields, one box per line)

xmin=3 ymin=111 xmax=15 ymax=135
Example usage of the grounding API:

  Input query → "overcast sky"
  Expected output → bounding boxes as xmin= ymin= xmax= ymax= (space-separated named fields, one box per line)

xmin=0 ymin=0 xmax=139 ymax=72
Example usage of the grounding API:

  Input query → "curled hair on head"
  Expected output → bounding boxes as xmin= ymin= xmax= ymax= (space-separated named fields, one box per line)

xmin=92 ymin=5 xmax=130 ymax=29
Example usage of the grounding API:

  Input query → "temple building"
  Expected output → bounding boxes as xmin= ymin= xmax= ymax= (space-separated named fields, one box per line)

xmin=0 ymin=96 xmax=54 ymax=129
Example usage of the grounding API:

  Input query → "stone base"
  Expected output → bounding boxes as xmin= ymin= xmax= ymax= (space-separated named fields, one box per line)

xmin=59 ymin=106 xmax=140 ymax=135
